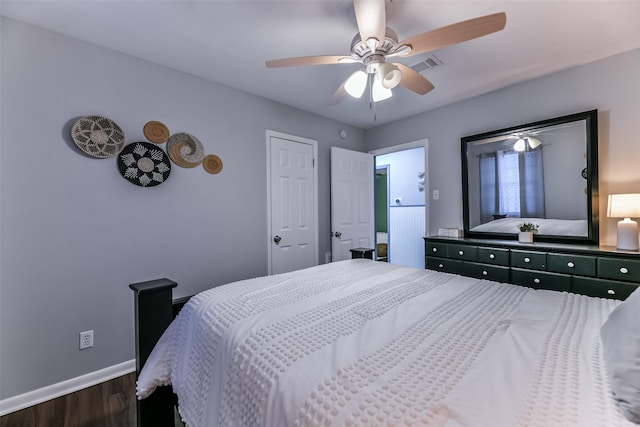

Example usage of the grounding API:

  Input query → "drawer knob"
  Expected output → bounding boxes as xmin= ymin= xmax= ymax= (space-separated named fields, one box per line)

xmin=482 ymin=270 xmax=488 ymax=276
xmin=524 ymin=257 xmax=531 ymax=263
xmin=438 ymin=263 xmax=444 ymax=268
xmin=459 ymin=250 xmax=464 ymax=255
xmin=620 ymin=267 xmax=629 ymax=274
xmin=567 ymin=262 xmax=575 ymax=268
xmin=533 ymin=278 xmax=541 ymax=284
xmin=432 ymin=248 xmax=438 ymax=253
xmin=608 ymin=289 xmax=616 ymax=295
xmin=489 ymin=254 xmax=495 ymax=259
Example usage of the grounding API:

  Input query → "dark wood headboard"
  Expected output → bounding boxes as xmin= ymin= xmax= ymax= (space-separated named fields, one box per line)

xmin=128 ymin=251 xmax=371 ymax=426
xmin=130 ymin=278 xmax=190 ymax=427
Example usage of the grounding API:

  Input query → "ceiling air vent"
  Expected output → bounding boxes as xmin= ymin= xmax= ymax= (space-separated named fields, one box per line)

xmin=411 ymin=54 xmax=443 ymax=73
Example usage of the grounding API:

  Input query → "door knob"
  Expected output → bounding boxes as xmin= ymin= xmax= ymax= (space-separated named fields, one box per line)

xmin=333 ymin=231 xmax=342 ymax=238
xmin=273 ymin=235 xmax=281 ymax=244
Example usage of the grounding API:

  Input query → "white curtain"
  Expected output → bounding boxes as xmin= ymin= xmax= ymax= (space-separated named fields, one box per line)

xmin=497 ymin=151 xmax=521 ymax=217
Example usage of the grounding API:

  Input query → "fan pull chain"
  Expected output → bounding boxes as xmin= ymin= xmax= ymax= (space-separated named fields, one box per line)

xmin=368 ymin=74 xmax=377 ymax=122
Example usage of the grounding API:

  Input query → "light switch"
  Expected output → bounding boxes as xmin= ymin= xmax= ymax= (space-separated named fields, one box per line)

xmin=433 ymin=189 xmax=440 ymax=200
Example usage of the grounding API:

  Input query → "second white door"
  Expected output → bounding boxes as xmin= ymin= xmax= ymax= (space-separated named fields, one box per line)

xmin=330 ymin=147 xmax=375 ymax=261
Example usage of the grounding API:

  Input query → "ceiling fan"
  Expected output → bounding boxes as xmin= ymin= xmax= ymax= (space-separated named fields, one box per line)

xmin=477 ymin=121 xmax=579 ymax=150
xmin=474 ymin=132 xmax=543 ymax=152
xmin=265 ymin=0 xmax=506 ymax=104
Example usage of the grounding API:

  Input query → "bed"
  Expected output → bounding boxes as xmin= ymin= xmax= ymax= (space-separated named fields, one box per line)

xmin=470 ymin=217 xmax=588 ymax=236
xmin=131 ymin=259 xmax=640 ymax=427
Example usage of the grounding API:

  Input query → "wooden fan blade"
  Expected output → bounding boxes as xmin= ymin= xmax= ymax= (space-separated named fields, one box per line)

xmin=265 ymin=55 xmax=352 ymax=68
xmin=470 ymin=135 xmax=516 ymax=145
xmin=399 ymin=12 xmax=506 ymax=57
xmin=394 ymin=63 xmax=434 ymax=95
xmin=354 ymin=0 xmax=386 ymax=49
xmin=330 ymin=81 xmax=348 ymax=106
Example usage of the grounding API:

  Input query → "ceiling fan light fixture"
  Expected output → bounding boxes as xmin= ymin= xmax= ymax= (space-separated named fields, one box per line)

xmin=372 ymin=74 xmax=392 ymax=102
xmin=527 ymin=136 xmax=542 ymax=149
xmin=378 ymin=62 xmax=402 ymax=89
xmin=344 ymin=70 xmax=368 ymax=98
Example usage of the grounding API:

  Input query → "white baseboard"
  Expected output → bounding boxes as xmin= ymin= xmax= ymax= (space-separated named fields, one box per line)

xmin=0 ymin=359 xmax=136 ymax=416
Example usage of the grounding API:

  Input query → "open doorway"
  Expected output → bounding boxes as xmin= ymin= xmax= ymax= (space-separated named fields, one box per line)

xmin=375 ymin=166 xmax=389 ymax=262
xmin=372 ymin=141 xmax=427 ymax=269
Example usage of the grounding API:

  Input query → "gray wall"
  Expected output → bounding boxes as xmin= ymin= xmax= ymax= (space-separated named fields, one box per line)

xmin=541 ymin=124 xmax=588 ymax=220
xmin=0 ymin=18 xmax=364 ymax=399
xmin=365 ymin=48 xmax=640 ymax=245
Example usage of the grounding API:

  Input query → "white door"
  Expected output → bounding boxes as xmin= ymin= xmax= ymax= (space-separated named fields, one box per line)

xmin=267 ymin=132 xmax=318 ymax=274
xmin=330 ymin=147 xmax=375 ymax=261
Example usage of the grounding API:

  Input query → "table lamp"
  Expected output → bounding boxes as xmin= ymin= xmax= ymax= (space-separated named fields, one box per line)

xmin=607 ymin=193 xmax=640 ymax=250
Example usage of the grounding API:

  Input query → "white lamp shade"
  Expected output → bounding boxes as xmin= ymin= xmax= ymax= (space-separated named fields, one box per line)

xmin=513 ymin=138 xmax=526 ymax=152
xmin=378 ymin=62 xmax=402 ymax=89
xmin=607 ymin=194 xmax=640 ymax=218
xmin=608 ymin=193 xmax=640 ymax=251
xmin=344 ymin=70 xmax=368 ymax=98
xmin=526 ymin=136 xmax=542 ymax=149
xmin=371 ymin=74 xmax=392 ymax=102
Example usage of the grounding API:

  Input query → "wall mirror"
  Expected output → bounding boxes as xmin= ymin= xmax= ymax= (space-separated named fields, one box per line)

xmin=461 ymin=110 xmax=599 ymax=244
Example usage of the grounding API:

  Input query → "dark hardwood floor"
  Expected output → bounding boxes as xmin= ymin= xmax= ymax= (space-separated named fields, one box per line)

xmin=1 ymin=373 xmax=137 ymax=427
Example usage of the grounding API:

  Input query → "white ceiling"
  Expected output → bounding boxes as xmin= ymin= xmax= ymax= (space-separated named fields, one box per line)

xmin=2 ymin=1 xmax=639 ymax=129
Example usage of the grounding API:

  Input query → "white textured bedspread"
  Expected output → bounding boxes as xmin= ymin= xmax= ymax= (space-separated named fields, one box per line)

xmin=471 ymin=217 xmax=588 ymax=236
xmin=137 ymin=259 xmax=633 ymax=427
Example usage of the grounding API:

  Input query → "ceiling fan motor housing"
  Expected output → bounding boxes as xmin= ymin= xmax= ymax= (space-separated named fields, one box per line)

xmin=350 ymin=27 xmax=402 ymax=64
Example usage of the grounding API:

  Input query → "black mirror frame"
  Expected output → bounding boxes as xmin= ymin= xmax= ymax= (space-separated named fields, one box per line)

xmin=461 ymin=109 xmax=599 ymax=245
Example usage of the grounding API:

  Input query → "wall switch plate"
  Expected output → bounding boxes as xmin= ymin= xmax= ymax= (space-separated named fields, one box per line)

xmin=80 ymin=330 xmax=93 ymax=350
xmin=432 ymin=189 xmax=440 ymax=200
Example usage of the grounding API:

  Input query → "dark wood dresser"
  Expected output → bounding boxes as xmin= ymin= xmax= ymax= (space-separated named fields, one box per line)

xmin=424 ymin=236 xmax=640 ymax=300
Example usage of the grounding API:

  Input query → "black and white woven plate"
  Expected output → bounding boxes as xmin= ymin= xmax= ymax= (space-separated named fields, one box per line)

xmin=117 ymin=142 xmax=171 ymax=187
xmin=71 ymin=115 xmax=124 ymax=158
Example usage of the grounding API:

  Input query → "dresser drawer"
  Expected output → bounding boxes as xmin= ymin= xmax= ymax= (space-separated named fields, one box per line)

xmin=547 ymin=253 xmax=596 ymax=277
xmin=598 ymin=258 xmax=640 ymax=282
xmin=511 ymin=268 xmax=570 ymax=292
xmin=426 ymin=257 xmax=463 ymax=274
xmin=511 ymin=250 xmax=547 ymax=270
xmin=477 ymin=247 xmax=509 ymax=266
xmin=571 ymin=277 xmax=638 ymax=300
xmin=462 ymin=262 xmax=510 ymax=283
xmin=447 ymin=244 xmax=478 ymax=261
xmin=426 ymin=242 xmax=448 ymax=258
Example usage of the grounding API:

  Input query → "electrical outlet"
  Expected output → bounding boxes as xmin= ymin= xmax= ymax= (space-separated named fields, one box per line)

xmin=80 ymin=330 xmax=93 ymax=350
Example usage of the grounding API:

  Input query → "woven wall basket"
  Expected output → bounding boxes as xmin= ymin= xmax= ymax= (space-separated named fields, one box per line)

xmin=166 ymin=133 xmax=204 ymax=168
xmin=71 ymin=115 xmax=124 ymax=158
xmin=117 ymin=141 xmax=171 ymax=187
